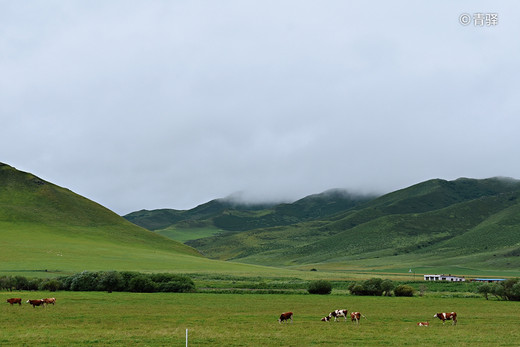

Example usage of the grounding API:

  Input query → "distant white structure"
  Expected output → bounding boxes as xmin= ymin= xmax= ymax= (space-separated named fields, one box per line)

xmin=424 ymin=274 xmax=465 ymax=282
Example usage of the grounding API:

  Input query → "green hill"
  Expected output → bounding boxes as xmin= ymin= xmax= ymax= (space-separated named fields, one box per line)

xmin=184 ymin=177 xmax=520 ymax=272
xmin=125 ymin=189 xmax=375 ymax=233
xmin=0 ymin=163 xmax=294 ymax=278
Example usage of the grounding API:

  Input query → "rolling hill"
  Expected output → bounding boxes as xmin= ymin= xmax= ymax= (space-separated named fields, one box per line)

xmin=0 ymin=163 xmax=295 ymax=278
xmin=131 ymin=177 xmax=520 ymax=272
xmin=125 ymin=189 xmax=375 ymax=232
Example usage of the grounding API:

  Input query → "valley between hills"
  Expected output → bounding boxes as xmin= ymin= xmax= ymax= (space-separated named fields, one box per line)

xmin=2 ymin=162 xmax=519 ymax=279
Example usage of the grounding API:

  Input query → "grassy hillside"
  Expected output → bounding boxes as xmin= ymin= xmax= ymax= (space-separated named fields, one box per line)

xmin=186 ymin=177 xmax=520 ymax=273
xmin=0 ymin=163 xmax=299 ymax=278
xmin=125 ymin=189 xmax=375 ymax=232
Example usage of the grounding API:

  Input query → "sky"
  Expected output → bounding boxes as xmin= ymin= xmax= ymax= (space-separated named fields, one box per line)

xmin=1 ymin=1 xmax=519 ymax=215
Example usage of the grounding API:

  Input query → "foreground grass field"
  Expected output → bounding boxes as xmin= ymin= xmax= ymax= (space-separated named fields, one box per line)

xmin=1 ymin=291 xmax=518 ymax=346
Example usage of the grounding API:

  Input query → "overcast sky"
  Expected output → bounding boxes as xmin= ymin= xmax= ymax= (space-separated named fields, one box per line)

xmin=1 ymin=1 xmax=519 ymax=215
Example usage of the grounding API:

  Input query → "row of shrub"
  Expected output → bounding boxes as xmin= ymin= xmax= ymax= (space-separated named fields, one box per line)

xmin=0 ymin=271 xmax=196 ymax=293
xmin=308 ymin=277 xmax=520 ymax=300
xmin=0 ymin=276 xmax=61 ymax=292
xmin=307 ymin=278 xmax=414 ymax=296
xmin=476 ymin=278 xmax=520 ymax=301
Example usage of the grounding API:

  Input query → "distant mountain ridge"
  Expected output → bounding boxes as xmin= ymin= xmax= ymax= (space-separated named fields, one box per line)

xmin=126 ymin=176 xmax=520 ymax=271
xmin=124 ymin=189 xmax=376 ymax=232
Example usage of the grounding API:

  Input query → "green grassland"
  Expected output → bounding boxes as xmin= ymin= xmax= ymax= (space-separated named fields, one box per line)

xmin=1 ymin=291 xmax=519 ymax=346
xmin=156 ymin=226 xmax=223 ymax=243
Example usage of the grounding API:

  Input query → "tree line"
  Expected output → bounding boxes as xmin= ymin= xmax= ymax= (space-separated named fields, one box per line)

xmin=0 ymin=271 xmax=195 ymax=293
xmin=476 ymin=278 xmax=520 ymax=301
xmin=308 ymin=277 xmax=520 ymax=300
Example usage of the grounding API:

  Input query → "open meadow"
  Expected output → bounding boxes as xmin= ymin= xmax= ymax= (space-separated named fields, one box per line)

xmin=2 ymin=291 xmax=519 ymax=346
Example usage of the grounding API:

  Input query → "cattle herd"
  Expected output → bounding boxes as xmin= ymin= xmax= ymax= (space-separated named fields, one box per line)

xmin=279 ymin=309 xmax=457 ymax=326
xmin=7 ymin=297 xmax=457 ymax=327
xmin=6 ymin=297 xmax=56 ymax=307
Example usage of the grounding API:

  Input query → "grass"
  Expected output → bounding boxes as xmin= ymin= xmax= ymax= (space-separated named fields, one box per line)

xmin=157 ymin=226 xmax=223 ymax=243
xmin=1 ymin=291 xmax=519 ymax=346
xmin=0 ymin=221 xmax=317 ymax=279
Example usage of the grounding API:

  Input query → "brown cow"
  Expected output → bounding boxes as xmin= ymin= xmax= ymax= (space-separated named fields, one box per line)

xmin=434 ymin=312 xmax=457 ymax=325
xmin=350 ymin=312 xmax=367 ymax=324
xmin=417 ymin=322 xmax=430 ymax=326
xmin=26 ymin=299 xmax=45 ymax=308
xmin=278 ymin=312 xmax=293 ymax=323
xmin=43 ymin=298 xmax=56 ymax=305
xmin=6 ymin=298 xmax=22 ymax=306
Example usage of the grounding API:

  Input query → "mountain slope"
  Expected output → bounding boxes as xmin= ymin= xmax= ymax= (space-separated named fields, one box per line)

xmin=186 ymin=177 xmax=520 ymax=270
xmin=125 ymin=189 xmax=376 ymax=233
xmin=0 ymin=163 xmax=292 ymax=277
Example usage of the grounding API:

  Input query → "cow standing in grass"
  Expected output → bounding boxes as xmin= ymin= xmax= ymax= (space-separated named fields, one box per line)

xmin=6 ymin=298 xmax=22 ymax=306
xmin=43 ymin=298 xmax=56 ymax=306
xmin=350 ymin=312 xmax=367 ymax=324
xmin=26 ymin=299 xmax=45 ymax=308
xmin=278 ymin=312 xmax=293 ymax=323
xmin=434 ymin=312 xmax=457 ymax=325
xmin=329 ymin=309 xmax=348 ymax=322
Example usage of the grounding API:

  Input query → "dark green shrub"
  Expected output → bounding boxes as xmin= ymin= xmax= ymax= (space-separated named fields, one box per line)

xmin=502 ymin=278 xmax=520 ymax=301
xmin=349 ymin=283 xmax=365 ymax=296
xmin=26 ymin=278 xmax=42 ymax=291
xmin=70 ymin=271 xmax=100 ymax=291
xmin=307 ymin=280 xmax=332 ymax=295
xmin=13 ymin=276 xmax=29 ymax=290
xmin=57 ymin=276 xmax=73 ymax=291
xmin=0 ymin=276 xmax=15 ymax=291
xmin=381 ymin=279 xmax=395 ymax=296
xmin=40 ymin=279 xmax=61 ymax=292
xmin=477 ymin=283 xmax=492 ymax=300
xmin=129 ymin=275 xmax=157 ymax=293
xmin=511 ymin=282 xmax=520 ymax=300
xmin=490 ymin=283 xmax=505 ymax=299
xmin=118 ymin=271 xmax=141 ymax=290
xmin=349 ymin=278 xmax=387 ymax=296
xmin=485 ymin=278 xmax=520 ymax=301
xmin=98 ymin=271 xmax=123 ymax=293
xmin=362 ymin=278 xmax=384 ymax=296
xmin=394 ymin=284 xmax=415 ymax=297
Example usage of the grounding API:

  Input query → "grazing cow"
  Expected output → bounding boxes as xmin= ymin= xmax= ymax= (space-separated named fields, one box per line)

xmin=43 ymin=298 xmax=56 ymax=305
xmin=321 ymin=316 xmax=331 ymax=322
xmin=417 ymin=322 xmax=430 ymax=326
xmin=350 ymin=312 xmax=367 ymax=324
xmin=26 ymin=299 xmax=45 ymax=308
xmin=278 ymin=312 xmax=293 ymax=323
xmin=329 ymin=309 xmax=348 ymax=322
xmin=6 ymin=298 xmax=22 ymax=306
xmin=434 ymin=312 xmax=457 ymax=325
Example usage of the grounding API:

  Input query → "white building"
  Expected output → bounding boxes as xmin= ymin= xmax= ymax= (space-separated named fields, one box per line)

xmin=423 ymin=274 xmax=465 ymax=282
